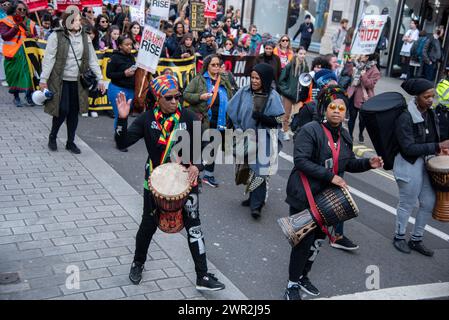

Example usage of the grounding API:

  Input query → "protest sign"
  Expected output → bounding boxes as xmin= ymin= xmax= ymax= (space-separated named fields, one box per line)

xmin=148 ymin=0 xmax=170 ymax=20
xmin=220 ymin=55 xmax=257 ymax=88
xmin=204 ymin=0 xmax=217 ymax=19
xmin=136 ymin=25 xmax=166 ymax=73
xmin=190 ymin=1 xmax=205 ymax=32
xmin=130 ymin=0 xmax=146 ymax=26
xmin=351 ymin=14 xmax=388 ymax=55
xmin=155 ymin=56 xmax=196 ymax=91
xmin=122 ymin=0 xmax=143 ymax=10
xmin=25 ymin=0 xmax=48 ymax=12
xmin=146 ymin=14 xmax=161 ymax=29
xmin=82 ymin=0 xmax=103 ymax=7
xmin=56 ymin=0 xmax=82 ymax=11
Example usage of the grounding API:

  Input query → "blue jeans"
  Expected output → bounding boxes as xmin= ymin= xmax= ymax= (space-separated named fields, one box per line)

xmin=422 ymin=63 xmax=437 ymax=82
xmin=394 ymin=155 xmax=435 ymax=241
xmin=107 ymin=83 xmax=134 ymax=129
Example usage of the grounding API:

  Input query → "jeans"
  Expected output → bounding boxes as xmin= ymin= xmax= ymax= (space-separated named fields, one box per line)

xmin=134 ymin=188 xmax=208 ymax=277
xmin=249 ymin=180 xmax=267 ymax=211
xmin=107 ymin=83 xmax=134 ymax=129
xmin=422 ymin=63 xmax=437 ymax=82
xmin=394 ymin=156 xmax=435 ymax=241
xmin=50 ymin=81 xmax=79 ymax=144
xmin=203 ymin=124 xmax=224 ymax=176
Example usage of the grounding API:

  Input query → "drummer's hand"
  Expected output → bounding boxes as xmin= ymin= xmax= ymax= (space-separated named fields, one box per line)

xmin=116 ymin=92 xmax=132 ymax=119
xmin=438 ymin=148 xmax=449 ymax=156
xmin=369 ymin=156 xmax=384 ymax=169
xmin=331 ymin=175 xmax=348 ymax=189
xmin=439 ymin=140 xmax=449 ymax=150
xmin=187 ymin=165 xmax=199 ymax=186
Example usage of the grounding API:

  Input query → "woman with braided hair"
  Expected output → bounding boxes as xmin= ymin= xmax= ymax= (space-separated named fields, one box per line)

xmin=284 ymin=85 xmax=383 ymax=300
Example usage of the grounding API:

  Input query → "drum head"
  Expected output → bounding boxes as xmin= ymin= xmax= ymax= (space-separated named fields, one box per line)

xmin=149 ymin=163 xmax=191 ymax=198
xmin=427 ymin=156 xmax=449 ymax=173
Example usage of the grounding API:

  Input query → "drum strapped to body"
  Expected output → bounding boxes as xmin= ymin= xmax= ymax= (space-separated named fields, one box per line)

xmin=426 ymin=155 xmax=449 ymax=222
xmin=278 ymin=186 xmax=359 ymax=247
xmin=148 ymin=163 xmax=192 ymax=233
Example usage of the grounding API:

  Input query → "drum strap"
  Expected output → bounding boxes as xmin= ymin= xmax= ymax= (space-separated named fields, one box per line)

xmin=321 ymin=124 xmax=341 ymax=175
xmin=299 ymin=172 xmax=335 ymax=243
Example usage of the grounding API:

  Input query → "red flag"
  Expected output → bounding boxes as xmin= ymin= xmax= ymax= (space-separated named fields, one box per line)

xmin=25 ymin=0 xmax=48 ymax=13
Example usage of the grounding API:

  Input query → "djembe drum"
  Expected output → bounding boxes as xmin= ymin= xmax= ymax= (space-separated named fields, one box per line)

xmin=426 ymin=156 xmax=449 ymax=222
xmin=278 ymin=186 xmax=359 ymax=246
xmin=148 ymin=163 xmax=192 ymax=233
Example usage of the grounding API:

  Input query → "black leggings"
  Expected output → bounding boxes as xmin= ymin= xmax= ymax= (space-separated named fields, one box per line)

xmin=50 ymin=81 xmax=79 ymax=144
xmin=348 ymin=96 xmax=365 ymax=139
xmin=134 ymin=188 xmax=208 ymax=277
xmin=204 ymin=125 xmax=225 ymax=175
xmin=288 ymin=206 xmax=326 ymax=282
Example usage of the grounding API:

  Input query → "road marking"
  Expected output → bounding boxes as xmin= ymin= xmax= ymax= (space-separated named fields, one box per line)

xmin=278 ymin=151 xmax=449 ymax=242
xmin=318 ymin=282 xmax=449 ymax=300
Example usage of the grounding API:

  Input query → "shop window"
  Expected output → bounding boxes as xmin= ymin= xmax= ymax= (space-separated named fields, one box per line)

xmin=252 ymin=0 xmax=290 ymax=37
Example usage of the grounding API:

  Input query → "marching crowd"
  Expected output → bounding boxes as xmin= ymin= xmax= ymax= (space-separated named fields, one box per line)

xmin=1 ymin=0 xmax=449 ymax=301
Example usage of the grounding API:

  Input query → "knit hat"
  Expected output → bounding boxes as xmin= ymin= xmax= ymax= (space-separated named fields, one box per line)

xmin=314 ymin=68 xmax=338 ymax=89
xmin=317 ymin=85 xmax=349 ymax=117
xmin=150 ymin=75 xmax=179 ymax=99
xmin=401 ymin=78 xmax=434 ymax=96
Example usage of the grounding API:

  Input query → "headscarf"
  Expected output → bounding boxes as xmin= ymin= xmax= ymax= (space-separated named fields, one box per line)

xmin=314 ymin=68 xmax=338 ymax=89
xmin=317 ymin=85 xmax=349 ymax=118
xmin=401 ymin=78 xmax=434 ymax=96
xmin=252 ymin=63 xmax=274 ymax=94
xmin=150 ymin=74 xmax=179 ymax=100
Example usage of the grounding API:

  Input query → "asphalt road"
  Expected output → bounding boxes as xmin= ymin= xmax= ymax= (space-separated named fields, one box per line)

xmin=76 ymin=113 xmax=449 ymax=300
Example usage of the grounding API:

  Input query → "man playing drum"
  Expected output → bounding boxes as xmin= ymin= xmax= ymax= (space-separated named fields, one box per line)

xmin=115 ymin=74 xmax=225 ymax=291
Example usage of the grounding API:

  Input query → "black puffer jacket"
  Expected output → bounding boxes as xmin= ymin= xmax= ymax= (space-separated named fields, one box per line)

xmin=394 ymin=110 xmax=440 ymax=164
xmin=286 ymin=121 xmax=371 ymax=210
xmin=435 ymin=104 xmax=449 ymax=141
xmin=106 ymin=51 xmax=135 ymax=89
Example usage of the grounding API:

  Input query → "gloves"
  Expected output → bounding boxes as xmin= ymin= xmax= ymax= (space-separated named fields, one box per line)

xmin=252 ymin=111 xmax=279 ymax=128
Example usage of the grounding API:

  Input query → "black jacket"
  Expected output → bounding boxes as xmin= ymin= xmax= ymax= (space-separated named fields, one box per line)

xmin=106 ymin=51 xmax=135 ymax=89
xmin=286 ymin=121 xmax=371 ymax=210
xmin=394 ymin=109 xmax=440 ymax=164
xmin=115 ymin=108 xmax=203 ymax=185
xmin=435 ymin=104 xmax=449 ymax=141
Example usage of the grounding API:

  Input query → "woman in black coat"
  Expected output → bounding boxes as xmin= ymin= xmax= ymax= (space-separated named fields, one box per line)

xmin=284 ymin=86 xmax=383 ymax=300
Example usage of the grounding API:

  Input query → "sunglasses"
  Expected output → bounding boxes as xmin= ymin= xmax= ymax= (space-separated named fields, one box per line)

xmin=209 ymin=63 xmax=220 ymax=67
xmin=100 ymin=20 xmax=108 ymax=23
xmin=163 ymin=94 xmax=181 ymax=101
xmin=281 ymin=39 xmax=290 ymax=42
xmin=17 ymin=8 xmax=26 ymax=12
xmin=328 ymin=103 xmax=346 ymax=112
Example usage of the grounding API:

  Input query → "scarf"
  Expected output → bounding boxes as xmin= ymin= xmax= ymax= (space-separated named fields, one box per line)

xmin=153 ymin=104 xmax=181 ymax=147
xmin=352 ymin=60 xmax=376 ymax=87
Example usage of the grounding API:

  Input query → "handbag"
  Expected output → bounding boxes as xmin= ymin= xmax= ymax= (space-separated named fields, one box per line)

xmin=68 ymin=36 xmax=98 ymax=90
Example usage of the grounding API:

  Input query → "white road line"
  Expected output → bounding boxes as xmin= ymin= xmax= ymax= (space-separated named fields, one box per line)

xmin=278 ymin=152 xmax=449 ymax=243
xmin=318 ymin=282 xmax=449 ymax=300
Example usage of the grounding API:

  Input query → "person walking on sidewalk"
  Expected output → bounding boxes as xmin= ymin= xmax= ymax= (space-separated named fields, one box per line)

xmin=0 ymin=1 xmax=36 ymax=107
xmin=114 ymin=74 xmax=226 ymax=291
xmin=293 ymin=14 xmax=314 ymax=51
xmin=284 ymin=85 xmax=383 ymax=300
xmin=39 ymin=7 xmax=104 ymax=154
xmin=399 ymin=20 xmax=419 ymax=80
xmin=331 ymin=19 xmax=348 ymax=56
xmin=392 ymin=79 xmax=449 ymax=257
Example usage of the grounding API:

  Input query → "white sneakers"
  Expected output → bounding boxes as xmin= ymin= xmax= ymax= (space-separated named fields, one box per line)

xmin=82 ymin=112 xmax=98 ymax=118
xmin=81 ymin=113 xmax=88 ymax=117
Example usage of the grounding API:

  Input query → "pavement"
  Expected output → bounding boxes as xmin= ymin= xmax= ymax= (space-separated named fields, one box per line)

xmin=1 ymin=75 xmax=448 ymax=300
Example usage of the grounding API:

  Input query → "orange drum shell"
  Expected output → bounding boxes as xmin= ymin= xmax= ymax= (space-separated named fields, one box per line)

xmin=433 ymin=191 xmax=449 ymax=222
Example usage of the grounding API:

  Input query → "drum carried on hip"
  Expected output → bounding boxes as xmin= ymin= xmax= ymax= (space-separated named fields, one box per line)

xmin=278 ymin=186 xmax=359 ymax=246
xmin=148 ymin=163 xmax=192 ymax=233
xmin=426 ymin=156 xmax=449 ymax=222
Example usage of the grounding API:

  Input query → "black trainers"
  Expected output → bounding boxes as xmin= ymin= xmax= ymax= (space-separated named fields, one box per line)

xmin=196 ymin=273 xmax=225 ymax=291
xmin=251 ymin=208 xmax=261 ymax=220
xmin=393 ymin=238 xmax=411 ymax=254
xmin=48 ymin=136 xmax=57 ymax=151
xmin=408 ymin=240 xmax=434 ymax=257
xmin=66 ymin=143 xmax=81 ymax=154
xmin=129 ymin=261 xmax=144 ymax=285
xmin=284 ymin=284 xmax=302 ymax=300
xmin=330 ymin=236 xmax=359 ymax=251
xmin=299 ymin=276 xmax=320 ymax=296
xmin=241 ymin=199 xmax=250 ymax=207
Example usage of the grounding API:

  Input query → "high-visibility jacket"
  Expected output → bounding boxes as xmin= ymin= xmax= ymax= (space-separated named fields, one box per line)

xmin=0 ymin=16 xmax=35 ymax=58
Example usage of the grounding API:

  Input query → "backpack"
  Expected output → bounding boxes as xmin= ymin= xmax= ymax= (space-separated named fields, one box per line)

xmin=410 ymin=36 xmax=427 ymax=62
xmin=360 ymin=92 xmax=407 ymax=170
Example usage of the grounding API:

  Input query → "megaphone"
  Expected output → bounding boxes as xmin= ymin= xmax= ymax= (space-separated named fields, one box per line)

xmin=32 ymin=89 xmax=54 ymax=106
xmin=299 ymin=73 xmax=313 ymax=87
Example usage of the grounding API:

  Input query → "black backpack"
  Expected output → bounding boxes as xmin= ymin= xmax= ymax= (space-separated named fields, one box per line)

xmin=360 ymin=92 xmax=407 ymax=170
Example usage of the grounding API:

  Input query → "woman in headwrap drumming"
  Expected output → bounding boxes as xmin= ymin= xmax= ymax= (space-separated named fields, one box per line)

xmin=114 ymin=74 xmax=225 ymax=291
xmin=227 ymin=63 xmax=285 ymax=219
xmin=393 ymin=79 xmax=449 ymax=256
xmin=284 ymin=85 xmax=383 ymax=300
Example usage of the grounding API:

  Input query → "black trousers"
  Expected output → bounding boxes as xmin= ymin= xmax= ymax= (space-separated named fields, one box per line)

xmin=50 ymin=81 xmax=79 ymax=144
xmin=348 ymin=95 xmax=365 ymax=139
xmin=204 ymin=125 xmax=225 ymax=174
xmin=300 ymin=38 xmax=311 ymax=51
xmin=401 ymin=56 xmax=411 ymax=77
xmin=288 ymin=206 xmax=326 ymax=282
xmin=134 ymin=188 xmax=208 ymax=277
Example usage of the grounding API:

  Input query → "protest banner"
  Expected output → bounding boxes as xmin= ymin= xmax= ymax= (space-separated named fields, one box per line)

xmin=25 ymin=0 xmax=48 ymax=12
xmin=148 ymin=0 xmax=170 ymax=20
xmin=56 ymin=0 xmax=82 ymax=11
xmin=130 ymin=0 xmax=146 ymax=26
xmin=155 ymin=56 xmax=196 ymax=91
xmin=190 ymin=1 xmax=205 ymax=32
xmin=122 ymin=0 xmax=142 ymax=10
xmin=220 ymin=55 xmax=257 ymax=88
xmin=351 ymin=14 xmax=388 ymax=55
xmin=82 ymin=0 xmax=103 ymax=7
xmin=136 ymin=25 xmax=166 ymax=73
xmin=204 ymin=0 xmax=217 ymax=19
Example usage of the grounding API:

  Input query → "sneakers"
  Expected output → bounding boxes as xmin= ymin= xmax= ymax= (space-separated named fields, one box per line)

xmin=284 ymin=284 xmax=301 ymax=300
xmin=408 ymin=240 xmax=434 ymax=257
xmin=251 ymin=208 xmax=261 ymax=219
xmin=26 ymin=96 xmax=35 ymax=106
xmin=81 ymin=113 xmax=89 ymax=117
xmin=202 ymin=175 xmax=219 ymax=188
xmin=1 ymin=80 xmax=8 ymax=87
xmin=282 ymin=132 xmax=291 ymax=141
xmin=393 ymin=238 xmax=411 ymax=254
xmin=48 ymin=136 xmax=57 ymax=151
xmin=196 ymin=273 xmax=225 ymax=291
xmin=299 ymin=277 xmax=320 ymax=296
xmin=331 ymin=236 xmax=359 ymax=251
xmin=399 ymin=74 xmax=407 ymax=80
xmin=241 ymin=199 xmax=250 ymax=207
xmin=90 ymin=111 xmax=98 ymax=118
xmin=66 ymin=142 xmax=81 ymax=154
xmin=129 ymin=261 xmax=144 ymax=285
xmin=14 ymin=97 xmax=22 ymax=107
